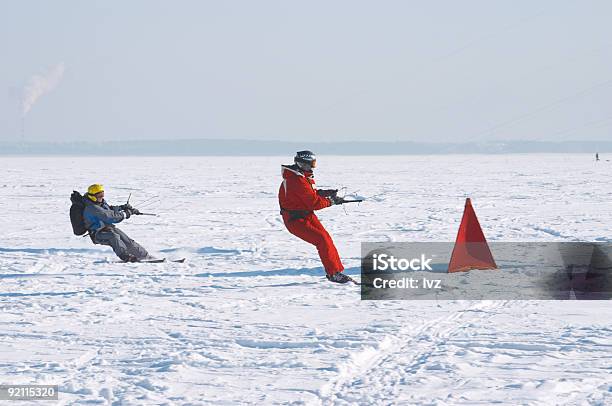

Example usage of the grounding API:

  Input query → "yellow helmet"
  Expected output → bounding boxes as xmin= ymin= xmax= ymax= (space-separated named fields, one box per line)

xmin=86 ymin=184 xmax=104 ymax=201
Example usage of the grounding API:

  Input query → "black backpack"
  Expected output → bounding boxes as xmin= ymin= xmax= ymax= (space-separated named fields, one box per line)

xmin=70 ymin=191 xmax=88 ymax=236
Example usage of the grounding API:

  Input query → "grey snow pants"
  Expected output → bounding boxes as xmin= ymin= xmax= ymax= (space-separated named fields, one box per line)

xmin=93 ymin=227 xmax=149 ymax=262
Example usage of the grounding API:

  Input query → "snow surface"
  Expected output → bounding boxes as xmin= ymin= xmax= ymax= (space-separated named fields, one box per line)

xmin=0 ymin=154 xmax=611 ymax=405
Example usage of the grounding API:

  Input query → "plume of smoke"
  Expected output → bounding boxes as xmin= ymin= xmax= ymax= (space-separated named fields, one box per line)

xmin=21 ymin=62 xmax=65 ymax=117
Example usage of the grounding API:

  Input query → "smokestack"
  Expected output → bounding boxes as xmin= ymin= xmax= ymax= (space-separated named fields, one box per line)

xmin=18 ymin=91 xmax=24 ymax=141
xmin=8 ymin=86 xmax=22 ymax=141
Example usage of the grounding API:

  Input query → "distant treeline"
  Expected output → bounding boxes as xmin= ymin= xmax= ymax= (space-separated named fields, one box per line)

xmin=1 ymin=139 xmax=612 ymax=155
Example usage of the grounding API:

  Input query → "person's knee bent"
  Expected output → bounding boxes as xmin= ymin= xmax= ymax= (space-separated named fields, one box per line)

xmin=95 ymin=231 xmax=120 ymax=245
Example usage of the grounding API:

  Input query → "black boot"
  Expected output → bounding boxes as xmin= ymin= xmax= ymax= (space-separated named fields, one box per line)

xmin=120 ymin=254 xmax=138 ymax=263
xmin=326 ymin=272 xmax=352 ymax=284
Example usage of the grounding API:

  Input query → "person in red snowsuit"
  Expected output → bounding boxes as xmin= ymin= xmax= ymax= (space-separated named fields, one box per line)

xmin=279 ymin=151 xmax=351 ymax=283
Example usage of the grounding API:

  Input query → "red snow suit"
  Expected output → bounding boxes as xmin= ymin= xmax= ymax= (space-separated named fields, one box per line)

xmin=278 ymin=165 xmax=344 ymax=276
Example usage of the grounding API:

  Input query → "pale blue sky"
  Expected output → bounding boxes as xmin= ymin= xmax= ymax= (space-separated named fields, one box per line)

xmin=1 ymin=0 xmax=611 ymax=142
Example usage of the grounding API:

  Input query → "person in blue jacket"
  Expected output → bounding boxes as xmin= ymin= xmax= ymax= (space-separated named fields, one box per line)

xmin=83 ymin=184 xmax=150 ymax=262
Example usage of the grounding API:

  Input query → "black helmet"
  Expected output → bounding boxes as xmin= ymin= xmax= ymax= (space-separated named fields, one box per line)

xmin=294 ymin=150 xmax=317 ymax=171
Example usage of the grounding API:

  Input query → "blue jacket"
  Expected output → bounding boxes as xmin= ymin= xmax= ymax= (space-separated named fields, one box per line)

xmin=83 ymin=199 xmax=126 ymax=232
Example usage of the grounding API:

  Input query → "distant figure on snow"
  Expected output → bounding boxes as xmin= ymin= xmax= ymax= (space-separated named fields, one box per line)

xmin=83 ymin=184 xmax=150 ymax=262
xmin=278 ymin=151 xmax=351 ymax=283
xmin=595 ymin=152 xmax=600 ymax=161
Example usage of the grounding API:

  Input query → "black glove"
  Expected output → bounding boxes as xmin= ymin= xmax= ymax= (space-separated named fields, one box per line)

xmin=317 ymin=189 xmax=338 ymax=198
xmin=328 ymin=195 xmax=344 ymax=205
xmin=123 ymin=207 xmax=134 ymax=219
xmin=119 ymin=203 xmax=133 ymax=211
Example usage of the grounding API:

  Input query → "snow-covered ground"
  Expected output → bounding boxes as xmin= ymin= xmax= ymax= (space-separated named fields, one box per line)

xmin=1 ymin=154 xmax=611 ymax=405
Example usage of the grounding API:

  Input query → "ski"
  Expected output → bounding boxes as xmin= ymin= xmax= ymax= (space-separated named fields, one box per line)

xmin=136 ymin=258 xmax=185 ymax=264
xmin=349 ymin=276 xmax=369 ymax=286
xmin=346 ymin=275 xmax=375 ymax=287
xmin=108 ymin=257 xmax=186 ymax=264
xmin=346 ymin=275 xmax=360 ymax=285
xmin=138 ymin=257 xmax=186 ymax=263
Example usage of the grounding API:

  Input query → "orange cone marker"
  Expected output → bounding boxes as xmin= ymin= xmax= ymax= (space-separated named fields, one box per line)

xmin=448 ymin=198 xmax=497 ymax=273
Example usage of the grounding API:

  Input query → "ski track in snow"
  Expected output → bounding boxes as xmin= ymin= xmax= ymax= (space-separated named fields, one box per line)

xmin=318 ymin=299 xmax=611 ymax=405
xmin=318 ymin=300 xmax=515 ymax=404
xmin=1 ymin=155 xmax=612 ymax=405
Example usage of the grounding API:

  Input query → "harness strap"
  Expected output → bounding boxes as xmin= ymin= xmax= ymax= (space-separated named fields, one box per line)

xmin=280 ymin=207 xmax=313 ymax=221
